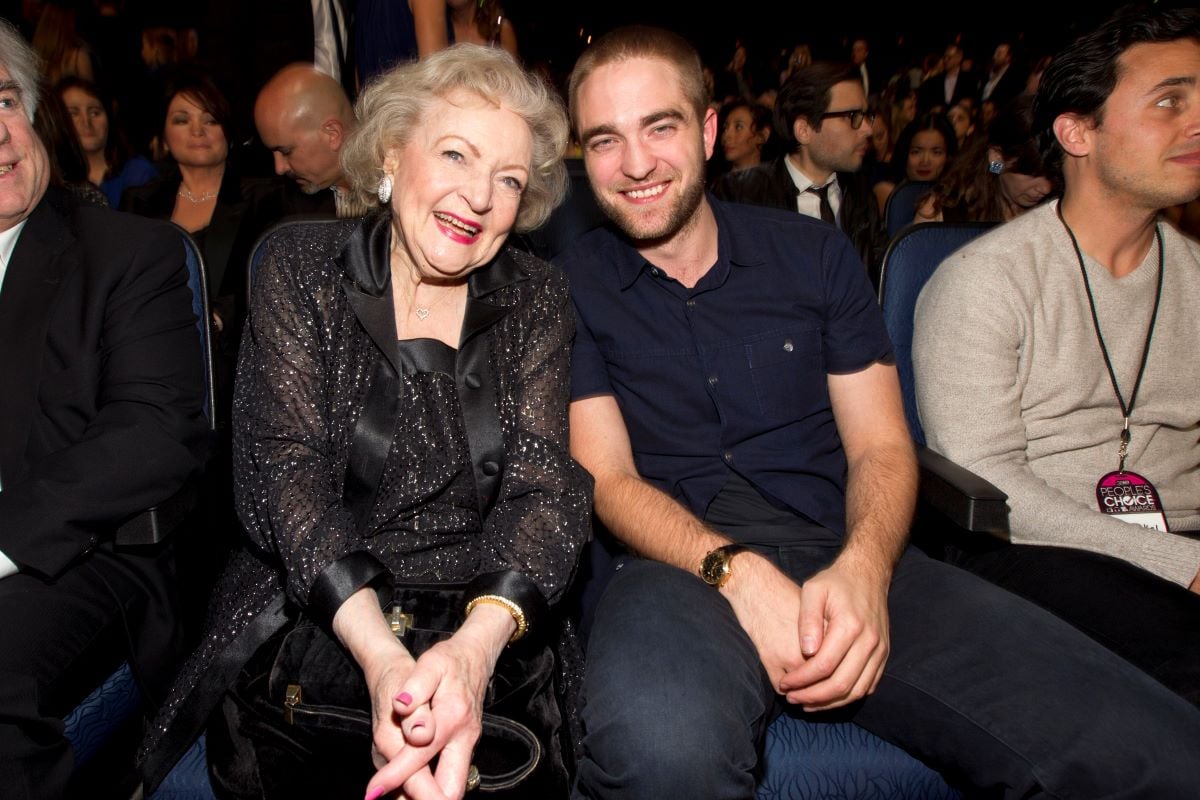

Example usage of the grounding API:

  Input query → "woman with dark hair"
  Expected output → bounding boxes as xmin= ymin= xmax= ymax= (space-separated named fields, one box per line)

xmin=874 ymin=111 xmax=958 ymax=212
xmin=916 ymin=96 xmax=1056 ymax=223
xmin=57 ymin=77 xmax=157 ymax=208
xmin=123 ymin=68 xmax=282 ymax=416
xmin=719 ymin=98 xmax=772 ymax=172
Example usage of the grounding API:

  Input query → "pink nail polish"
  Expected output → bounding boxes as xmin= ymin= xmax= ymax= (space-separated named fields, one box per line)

xmin=396 ymin=691 xmax=413 ymax=705
xmin=364 ymin=788 xmax=384 ymax=800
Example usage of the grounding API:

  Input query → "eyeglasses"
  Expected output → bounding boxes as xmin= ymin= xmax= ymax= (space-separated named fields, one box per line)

xmin=820 ymin=108 xmax=876 ymax=129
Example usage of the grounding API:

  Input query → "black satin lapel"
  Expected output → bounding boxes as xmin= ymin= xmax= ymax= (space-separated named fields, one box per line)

xmin=343 ymin=355 xmax=400 ymax=532
xmin=343 ymin=278 xmax=402 ymax=379
xmin=459 ymin=298 xmax=510 ymax=347
xmin=0 ymin=202 xmax=72 ymax=486
xmin=457 ymin=296 xmax=506 ymax=516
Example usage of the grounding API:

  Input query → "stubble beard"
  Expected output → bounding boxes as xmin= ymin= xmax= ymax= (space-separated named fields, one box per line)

xmin=598 ymin=170 xmax=707 ymax=246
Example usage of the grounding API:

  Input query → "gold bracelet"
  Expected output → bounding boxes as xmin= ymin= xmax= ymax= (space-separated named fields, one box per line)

xmin=464 ymin=594 xmax=528 ymax=642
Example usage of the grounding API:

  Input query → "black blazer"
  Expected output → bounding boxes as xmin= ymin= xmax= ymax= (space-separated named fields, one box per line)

xmin=712 ymin=157 xmax=890 ymax=286
xmin=918 ymin=70 xmax=981 ymax=112
xmin=0 ymin=189 xmax=208 ymax=580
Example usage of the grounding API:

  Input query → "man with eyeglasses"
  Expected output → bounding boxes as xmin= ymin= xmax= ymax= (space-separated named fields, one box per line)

xmin=715 ymin=61 xmax=889 ymax=286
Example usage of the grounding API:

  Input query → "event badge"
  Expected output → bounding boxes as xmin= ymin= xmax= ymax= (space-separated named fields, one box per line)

xmin=1095 ymin=471 xmax=1169 ymax=532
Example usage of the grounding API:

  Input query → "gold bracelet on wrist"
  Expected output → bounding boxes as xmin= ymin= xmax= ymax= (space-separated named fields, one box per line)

xmin=464 ymin=594 xmax=528 ymax=642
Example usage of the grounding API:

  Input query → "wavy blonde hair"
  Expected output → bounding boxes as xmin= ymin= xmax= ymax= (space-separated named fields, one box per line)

xmin=341 ymin=44 xmax=568 ymax=232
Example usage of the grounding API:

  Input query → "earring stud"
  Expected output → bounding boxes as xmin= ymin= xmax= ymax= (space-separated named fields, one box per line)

xmin=377 ymin=174 xmax=393 ymax=204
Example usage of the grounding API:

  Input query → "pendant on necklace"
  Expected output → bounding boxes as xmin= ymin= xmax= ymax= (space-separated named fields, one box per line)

xmin=414 ymin=307 xmax=431 ymax=321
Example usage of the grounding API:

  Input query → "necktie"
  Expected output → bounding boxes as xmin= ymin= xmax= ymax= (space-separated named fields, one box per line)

xmin=807 ymin=184 xmax=835 ymax=226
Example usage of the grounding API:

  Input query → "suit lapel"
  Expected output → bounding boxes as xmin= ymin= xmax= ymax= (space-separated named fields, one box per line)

xmin=0 ymin=198 xmax=77 ymax=485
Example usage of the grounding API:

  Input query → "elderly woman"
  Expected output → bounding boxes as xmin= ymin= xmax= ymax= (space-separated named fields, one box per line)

xmin=139 ymin=45 xmax=590 ymax=799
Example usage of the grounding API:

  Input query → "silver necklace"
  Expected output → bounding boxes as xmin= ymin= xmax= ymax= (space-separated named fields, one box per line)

xmin=177 ymin=186 xmax=217 ymax=203
xmin=411 ymin=285 xmax=461 ymax=321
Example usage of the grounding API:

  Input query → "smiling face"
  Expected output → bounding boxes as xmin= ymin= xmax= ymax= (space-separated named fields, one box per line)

xmin=0 ymin=68 xmax=50 ymax=233
xmin=1078 ymin=39 xmax=1200 ymax=211
xmin=385 ymin=89 xmax=532 ymax=282
xmin=575 ymin=57 xmax=715 ymax=244
xmin=722 ymin=106 xmax=764 ymax=168
xmin=906 ymin=128 xmax=949 ymax=181
xmin=164 ymin=93 xmax=228 ymax=169
xmin=62 ymin=86 xmax=108 ymax=156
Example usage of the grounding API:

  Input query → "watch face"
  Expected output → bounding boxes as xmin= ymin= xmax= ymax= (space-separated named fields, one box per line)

xmin=701 ymin=550 xmax=729 ymax=586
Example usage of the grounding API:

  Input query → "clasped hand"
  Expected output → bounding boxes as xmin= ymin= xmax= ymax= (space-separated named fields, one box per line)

xmin=362 ymin=610 xmax=510 ymax=800
xmin=729 ymin=555 xmax=891 ymax=712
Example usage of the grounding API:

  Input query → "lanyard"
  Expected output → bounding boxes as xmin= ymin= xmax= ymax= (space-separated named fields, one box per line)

xmin=1055 ymin=203 xmax=1163 ymax=473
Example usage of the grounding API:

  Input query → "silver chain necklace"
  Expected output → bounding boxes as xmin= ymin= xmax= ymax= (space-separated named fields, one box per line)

xmin=177 ymin=186 xmax=217 ymax=203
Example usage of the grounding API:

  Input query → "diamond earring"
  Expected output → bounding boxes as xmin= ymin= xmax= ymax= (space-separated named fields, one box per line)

xmin=377 ymin=174 xmax=393 ymax=204
xmin=988 ymin=160 xmax=1005 ymax=175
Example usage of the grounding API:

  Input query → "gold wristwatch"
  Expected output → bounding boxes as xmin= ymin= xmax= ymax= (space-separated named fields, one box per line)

xmin=699 ymin=544 xmax=748 ymax=589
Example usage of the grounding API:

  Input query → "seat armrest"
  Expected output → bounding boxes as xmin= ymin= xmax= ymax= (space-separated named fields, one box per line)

xmin=114 ymin=481 xmax=200 ymax=547
xmin=917 ymin=446 xmax=1009 ymax=536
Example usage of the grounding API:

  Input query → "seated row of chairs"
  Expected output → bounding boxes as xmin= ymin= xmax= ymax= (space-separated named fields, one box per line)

xmin=63 ymin=197 xmax=1004 ymax=797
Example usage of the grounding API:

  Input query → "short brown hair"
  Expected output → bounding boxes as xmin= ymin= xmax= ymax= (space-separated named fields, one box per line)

xmin=568 ymin=25 xmax=708 ymax=134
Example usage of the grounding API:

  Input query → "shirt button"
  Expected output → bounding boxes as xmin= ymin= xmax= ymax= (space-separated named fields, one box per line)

xmin=707 ymin=375 xmax=719 ymax=386
xmin=482 ymin=461 xmax=500 ymax=476
xmin=649 ymin=267 xmax=661 ymax=277
xmin=723 ymin=451 xmax=734 ymax=463
xmin=686 ymin=299 xmax=696 ymax=308
xmin=464 ymin=373 xmax=482 ymax=389
xmin=783 ymin=339 xmax=794 ymax=352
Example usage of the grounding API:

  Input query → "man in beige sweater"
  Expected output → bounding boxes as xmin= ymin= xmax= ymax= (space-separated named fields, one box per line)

xmin=915 ymin=3 xmax=1200 ymax=706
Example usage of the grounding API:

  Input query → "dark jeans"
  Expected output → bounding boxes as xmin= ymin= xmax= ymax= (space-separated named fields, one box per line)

xmin=946 ymin=540 xmax=1200 ymax=707
xmin=573 ymin=541 xmax=1200 ymax=799
xmin=0 ymin=546 xmax=180 ymax=800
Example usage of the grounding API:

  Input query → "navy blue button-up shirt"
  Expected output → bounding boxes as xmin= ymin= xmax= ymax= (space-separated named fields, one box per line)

xmin=560 ymin=197 xmax=893 ymax=535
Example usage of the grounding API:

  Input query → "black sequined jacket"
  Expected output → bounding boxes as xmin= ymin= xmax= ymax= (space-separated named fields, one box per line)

xmin=140 ymin=211 xmax=593 ymax=788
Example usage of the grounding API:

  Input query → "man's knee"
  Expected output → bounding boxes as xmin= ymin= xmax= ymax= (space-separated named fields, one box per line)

xmin=576 ymin=558 xmax=770 ymax=798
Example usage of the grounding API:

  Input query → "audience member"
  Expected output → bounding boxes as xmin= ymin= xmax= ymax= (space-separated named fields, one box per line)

xmin=874 ymin=111 xmax=958 ymax=213
xmin=30 ymin=0 xmax=94 ymax=85
xmin=849 ymin=36 xmax=882 ymax=99
xmin=778 ymin=42 xmax=811 ymax=87
xmin=918 ymin=43 xmax=978 ymax=113
xmin=138 ymin=44 xmax=588 ymax=798
xmin=914 ymin=2 xmax=1200 ymax=707
xmin=915 ymin=95 xmax=1054 ymax=223
xmin=713 ymin=61 xmax=888 ymax=284
xmin=0 ymin=20 xmax=207 ymax=798
xmin=254 ymin=62 xmax=359 ymax=217
xmin=561 ymin=24 xmax=1200 ymax=799
xmin=718 ymin=98 xmax=772 ymax=173
xmin=56 ymin=76 xmax=157 ymax=208
xmin=946 ymin=101 xmax=974 ymax=148
xmin=123 ymin=69 xmax=281 ymax=416
xmin=31 ymin=77 xmax=105 ymax=206
xmin=979 ymin=42 xmax=1024 ymax=109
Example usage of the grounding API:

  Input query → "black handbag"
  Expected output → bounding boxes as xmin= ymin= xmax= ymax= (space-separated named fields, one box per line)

xmin=264 ymin=580 xmax=567 ymax=796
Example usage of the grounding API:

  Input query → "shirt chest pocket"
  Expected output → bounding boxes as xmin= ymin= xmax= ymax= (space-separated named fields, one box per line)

xmin=744 ymin=329 xmax=822 ymax=419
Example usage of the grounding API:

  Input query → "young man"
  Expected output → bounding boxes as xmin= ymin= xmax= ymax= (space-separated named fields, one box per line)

xmin=561 ymin=23 xmax=1200 ymax=799
xmin=915 ymin=3 xmax=1200 ymax=705
xmin=713 ymin=62 xmax=888 ymax=283
xmin=0 ymin=20 xmax=208 ymax=798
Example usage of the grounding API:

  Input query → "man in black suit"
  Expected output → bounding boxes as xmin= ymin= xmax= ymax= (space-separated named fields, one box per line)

xmin=713 ymin=62 xmax=889 ymax=285
xmin=0 ymin=21 xmax=207 ymax=798
xmin=918 ymin=44 xmax=980 ymax=113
